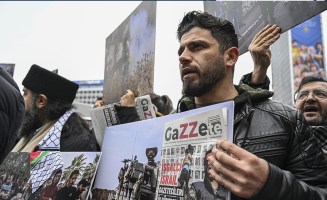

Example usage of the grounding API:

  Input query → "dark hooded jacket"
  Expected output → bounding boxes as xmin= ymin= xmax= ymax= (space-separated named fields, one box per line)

xmin=0 ymin=68 xmax=25 ymax=164
xmin=176 ymin=84 xmax=327 ymax=200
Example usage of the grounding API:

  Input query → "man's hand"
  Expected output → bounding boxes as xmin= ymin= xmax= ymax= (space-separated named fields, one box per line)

xmin=249 ymin=24 xmax=281 ymax=84
xmin=207 ymin=140 xmax=269 ymax=199
xmin=120 ymin=89 xmax=136 ymax=107
xmin=94 ymin=99 xmax=104 ymax=108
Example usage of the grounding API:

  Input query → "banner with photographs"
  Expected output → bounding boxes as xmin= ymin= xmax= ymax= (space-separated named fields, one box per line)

xmin=291 ymin=14 xmax=325 ymax=89
xmin=204 ymin=1 xmax=327 ymax=54
xmin=0 ymin=152 xmax=30 ymax=200
xmin=92 ymin=101 xmax=234 ymax=200
xmin=103 ymin=1 xmax=157 ymax=104
xmin=28 ymin=151 xmax=101 ymax=200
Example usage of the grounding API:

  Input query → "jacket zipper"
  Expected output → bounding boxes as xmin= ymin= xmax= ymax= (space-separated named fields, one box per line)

xmin=236 ymin=134 xmax=288 ymax=147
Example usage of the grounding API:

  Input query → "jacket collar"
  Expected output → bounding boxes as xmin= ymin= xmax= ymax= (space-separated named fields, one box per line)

xmin=177 ymin=84 xmax=274 ymax=112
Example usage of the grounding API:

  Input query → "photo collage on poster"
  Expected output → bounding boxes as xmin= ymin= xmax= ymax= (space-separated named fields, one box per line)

xmin=0 ymin=152 xmax=101 ymax=200
xmin=291 ymin=14 xmax=325 ymax=89
xmin=161 ymin=143 xmax=216 ymax=183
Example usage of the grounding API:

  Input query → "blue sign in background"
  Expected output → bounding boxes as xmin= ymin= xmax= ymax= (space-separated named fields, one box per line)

xmin=291 ymin=15 xmax=322 ymax=47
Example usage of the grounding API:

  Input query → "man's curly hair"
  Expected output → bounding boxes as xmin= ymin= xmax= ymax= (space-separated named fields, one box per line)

xmin=177 ymin=11 xmax=238 ymax=54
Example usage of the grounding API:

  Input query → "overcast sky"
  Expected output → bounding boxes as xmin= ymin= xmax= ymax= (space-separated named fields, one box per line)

xmin=0 ymin=2 xmax=326 ymax=106
xmin=0 ymin=1 xmax=143 ymax=85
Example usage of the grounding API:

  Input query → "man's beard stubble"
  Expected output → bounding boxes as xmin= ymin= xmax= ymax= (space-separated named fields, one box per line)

xmin=182 ymin=56 xmax=226 ymax=97
xmin=18 ymin=101 xmax=43 ymax=138
xmin=308 ymin=112 xmax=327 ymax=126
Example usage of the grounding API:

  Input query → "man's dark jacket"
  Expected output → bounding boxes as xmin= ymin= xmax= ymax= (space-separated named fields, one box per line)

xmin=191 ymin=180 xmax=227 ymax=200
xmin=240 ymin=72 xmax=327 ymax=159
xmin=0 ymin=68 xmax=25 ymax=164
xmin=54 ymin=186 xmax=77 ymax=200
xmin=175 ymin=84 xmax=327 ymax=200
xmin=60 ymin=112 xmax=99 ymax=151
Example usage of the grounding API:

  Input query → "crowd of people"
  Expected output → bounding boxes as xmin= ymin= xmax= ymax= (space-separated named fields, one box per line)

xmin=27 ymin=169 xmax=90 ymax=200
xmin=292 ymin=40 xmax=325 ymax=88
xmin=0 ymin=9 xmax=326 ymax=200
xmin=0 ymin=175 xmax=30 ymax=200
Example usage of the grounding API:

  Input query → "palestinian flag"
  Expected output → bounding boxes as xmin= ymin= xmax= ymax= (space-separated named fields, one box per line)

xmin=29 ymin=151 xmax=63 ymax=193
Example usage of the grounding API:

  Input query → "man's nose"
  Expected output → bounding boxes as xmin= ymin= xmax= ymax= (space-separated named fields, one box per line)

xmin=179 ymin=50 xmax=192 ymax=65
xmin=306 ymin=92 xmax=316 ymax=102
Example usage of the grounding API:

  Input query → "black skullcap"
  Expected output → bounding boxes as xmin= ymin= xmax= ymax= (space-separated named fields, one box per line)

xmin=22 ymin=64 xmax=79 ymax=104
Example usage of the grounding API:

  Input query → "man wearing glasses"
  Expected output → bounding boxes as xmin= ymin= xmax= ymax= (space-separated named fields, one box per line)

xmin=293 ymin=76 xmax=327 ymax=126
xmin=242 ymin=26 xmax=327 ymax=157
xmin=293 ymin=76 xmax=327 ymax=157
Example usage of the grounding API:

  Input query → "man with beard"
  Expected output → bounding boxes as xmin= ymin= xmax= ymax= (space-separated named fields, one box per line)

xmin=12 ymin=64 xmax=98 ymax=152
xmin=175 ymin=11 xmax=327 ymax=200
xmin=54 ymin=170 xmax=79 ymax=200
xmin=0 ymin=67 xmax=25 ymax=164
xmin=75 ymin=178 xmax=90 ymax=200
xmin=39 ymin=169 xmax=62 ymax=200
xmin=240 ymin=25 xmax=327 ymax=157
xmin=293 ymin=76 xmax=327 ymax=156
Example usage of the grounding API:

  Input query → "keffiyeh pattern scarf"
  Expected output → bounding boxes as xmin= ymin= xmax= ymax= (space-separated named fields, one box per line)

xmin=311 ymin=126 xmax=327 ymax=157
xmin=29 ymin=151 xmax=63 ymax=193
xmin=36 ymin=109 xmax=73 ymax=151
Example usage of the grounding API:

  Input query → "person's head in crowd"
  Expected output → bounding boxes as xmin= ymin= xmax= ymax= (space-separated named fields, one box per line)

xmin=13 ymin=192 xmax=23 ymax=200
xmin=93 ymin=96 xmax=104 ymax=108
xmin=57 ymin=182 xmax=64 ymax=190
xmin=292 ymin=40 xmax=298 ymax=48
xmin=5 ymin=174 xmax=13 ymax=184
xmin=301 ymin=68 xmax=310 ymax=78
xmin=177 ymin=11 xmax=238 ymax=100
xmin=101 ymin=89 xmax=174 ymax=116
xmin=295 ymin=56 xmax=304 ymax=65
xmin=45 ymin=177 xmax=52 ymax=187
xmin=310 ymin=63 xmax=319 ymax=73
xmin=308 ymin=46 xmax=316 ymax=55
xmin=52 ymin=169 xmax=62 ymax=186
xmin=149 ymin=93 xmax=174 ymax=115
xmin=77 ymin=178 xmax=90 ymax=192
xmin=304 ymin=54 xmax=314 ymax=64
xmin=294 ymin=75 xmax=327 ymax=126
xmin=66 ymin=170 xmax=79 ymax=187
xmin=19 ymin=64 xmax=79 ymax=137
xmin=299 ymin=44 xmax=308 ymax=53
xmin=315 ymin=42 xmax=323 ymax=52
xmin=19 ymin=179 xmax=26 ymax=188
xmin=146 ymin=147 xmax=158 ymax=167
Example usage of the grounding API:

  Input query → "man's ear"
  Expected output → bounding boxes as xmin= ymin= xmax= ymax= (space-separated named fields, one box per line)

xmin=36 ymin=94 xmax=48 ymax=109
xmin=225 ymin=47 xmax=239 ymax=68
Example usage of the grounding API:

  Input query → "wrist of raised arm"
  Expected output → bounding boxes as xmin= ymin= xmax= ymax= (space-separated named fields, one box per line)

xmin=251 ymin=68 xmax=268 ymax=84
xmin=240 ymin=72 xmax=270 ymax=90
